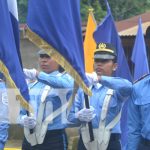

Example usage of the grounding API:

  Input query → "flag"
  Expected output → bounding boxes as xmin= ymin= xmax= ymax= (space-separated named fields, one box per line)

xmin=93 ymin=0 xmax=132 ymax=81
xmin=84 ymin=9 xmax=97 ymax=73
xmin=93 ymin=0 xmax=132 ymax=148
xmin=131 ymin=18 xmax=149 ymax=81
xmin=7 ymin=0 xmax=22 ymax=66
xmin=26 ymin=0 xmax=91 ymax=95
xmin=0 ymin=0 xmax=32 ymax=112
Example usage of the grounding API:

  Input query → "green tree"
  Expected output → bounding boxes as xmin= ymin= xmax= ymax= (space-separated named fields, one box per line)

xmin=17 ymin=0 xmax=28 ymax=23
xmin=96 ymin=0 xmax=150 ymax=21
xmin=17 ymin=0 xmax=150 ymax=23
xmin=80 ymin=0 xmax=106 ymax=23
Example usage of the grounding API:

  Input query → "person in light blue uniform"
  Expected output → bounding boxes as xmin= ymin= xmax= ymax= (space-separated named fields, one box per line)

xmin=19 ymin=50 xmax=73 ymax=150
xmin=126 ymin=74 xmax=150 ymax=150
xmin=68 ymin=43 xmax=132 ymax=150
xmin=0 ymin=73 xmax=9 ymax=150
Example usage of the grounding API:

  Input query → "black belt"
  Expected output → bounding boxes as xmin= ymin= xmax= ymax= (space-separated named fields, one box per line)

xmin=110 ymin=133 xmax=121 ymax=142
xmin=46 ymin=129 xmax=65 ymax=135
xmin=141 ymin=137 xmax=150 ymax=146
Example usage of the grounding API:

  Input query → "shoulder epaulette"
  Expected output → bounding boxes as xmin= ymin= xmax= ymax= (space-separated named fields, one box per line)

xmin=134 ymin=73 xmax=150 ymax=84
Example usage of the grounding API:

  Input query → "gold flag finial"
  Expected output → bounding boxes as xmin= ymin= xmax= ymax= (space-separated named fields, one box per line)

xmin=88 ymin=8 xmax=94 ymax=12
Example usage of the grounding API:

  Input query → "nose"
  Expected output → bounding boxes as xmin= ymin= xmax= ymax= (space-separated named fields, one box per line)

xmin=95 ymin=62 xmax=103 ymax=66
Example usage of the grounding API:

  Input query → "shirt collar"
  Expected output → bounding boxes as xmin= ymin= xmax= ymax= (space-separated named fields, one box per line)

xmin=47 ymin=70 xmax=59 ymax=75
xmin=94 ymin=83 xmax=102 ymax=89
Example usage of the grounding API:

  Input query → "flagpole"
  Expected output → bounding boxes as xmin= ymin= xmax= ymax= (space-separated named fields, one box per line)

xmin=84 ymin=93 xmax=94 ymax=141
xmin=26 ymin=111 xmax=34 ymax=134
xmin=82 ymin=7 xmax=95 ymax=142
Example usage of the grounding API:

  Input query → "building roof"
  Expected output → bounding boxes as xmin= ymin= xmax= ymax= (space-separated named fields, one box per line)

xmin=116 ymin=12 xmax=150 ymax=36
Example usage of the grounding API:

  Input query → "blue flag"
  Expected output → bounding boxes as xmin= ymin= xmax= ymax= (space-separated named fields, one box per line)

xmin=0 ymin=0 xmax=32 ymax=112
xmin=93 ymin=0 xmax=132 ymax=81
xmin=93 ymin=0 xmax=132 ymax=148
xmin=131 ymin=18 xmax=149 ymax=81
xmin=26 ymin=0 xmax=91 ymax=95
xmin=7 ymin=0 xmax=22 ymax=67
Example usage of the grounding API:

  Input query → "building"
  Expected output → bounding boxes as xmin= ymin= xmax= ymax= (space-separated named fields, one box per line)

xmin=116 ymin=12 xmax=150 ymax=73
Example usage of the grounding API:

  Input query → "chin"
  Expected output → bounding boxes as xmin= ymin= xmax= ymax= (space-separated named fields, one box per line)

xmin=96 ymin=72 xmax=102 ymax=76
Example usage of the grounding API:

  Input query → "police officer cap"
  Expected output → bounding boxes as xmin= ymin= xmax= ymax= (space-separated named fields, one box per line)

xmin=94 ymin=43 xmax=117 ymax=60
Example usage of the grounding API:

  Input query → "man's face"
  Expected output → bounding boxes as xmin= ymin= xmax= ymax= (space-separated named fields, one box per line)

xmin=94 ymin=59 xmax=117 ymax=76
xmin=39 ymin=54 xmax=59 ymax=73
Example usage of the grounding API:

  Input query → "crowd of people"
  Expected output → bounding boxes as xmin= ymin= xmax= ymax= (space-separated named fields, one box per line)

xmin=0 ymin=42 xmax=150 ymax=150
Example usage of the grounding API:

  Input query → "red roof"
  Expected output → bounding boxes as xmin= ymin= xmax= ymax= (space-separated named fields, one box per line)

xmin=116 ymin=12 xmax=150 ymax=35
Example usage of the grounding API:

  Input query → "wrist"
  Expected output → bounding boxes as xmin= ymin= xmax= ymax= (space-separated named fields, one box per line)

xmin=75 ymin=112 xmax=79 ymax=119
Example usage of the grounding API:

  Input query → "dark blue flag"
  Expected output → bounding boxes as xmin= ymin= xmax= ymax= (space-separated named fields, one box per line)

xmin=0 ymin=0 xmax=32 ymax=112
xmin=26 ymin=0 xmax=91 ymax=95
xmin=93 ymin=0 xmax=132 ymax=148
xmin=93 ymin=0 xmax=132 ymax=81
xmin=131 ymin=18 xmax=149 ymax=81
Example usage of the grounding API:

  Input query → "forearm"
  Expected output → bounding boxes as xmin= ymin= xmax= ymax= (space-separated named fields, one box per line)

xmin=38 ymin=72 xmax=74 ymax=88
xmin=99 ymin=76 xmax=132 ymax=97
xmin=67 ymin=113 xmax=81 ymax=127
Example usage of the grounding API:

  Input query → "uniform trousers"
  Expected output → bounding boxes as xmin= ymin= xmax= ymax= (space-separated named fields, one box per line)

xmin=22 ymin=129 xmax=68 ymax=150
xmin=78 ymin=133 xmax=121 ymax=150
xmin=137 ymin=137 xmax=150 ymax=150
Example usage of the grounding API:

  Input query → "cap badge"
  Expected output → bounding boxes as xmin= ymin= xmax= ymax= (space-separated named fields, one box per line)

xmin=98 ymin=43 xmax=106 ymax=50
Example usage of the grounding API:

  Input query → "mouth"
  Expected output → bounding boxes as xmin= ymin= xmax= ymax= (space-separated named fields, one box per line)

xmin=41 ymin=65 xmax=47 ymax=69
xmin=95 ymin=68 xmax=103 ymax=76
xmin=96 ymin=68 xmax=103 ymax=72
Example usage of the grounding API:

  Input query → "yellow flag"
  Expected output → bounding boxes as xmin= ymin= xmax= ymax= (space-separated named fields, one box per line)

xmin=84 ymin=9 xmax=97 ymax=73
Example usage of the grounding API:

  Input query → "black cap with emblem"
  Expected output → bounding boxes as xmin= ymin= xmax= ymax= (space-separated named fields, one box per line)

xmin=94 ymin=42 xmax=117 ymax=61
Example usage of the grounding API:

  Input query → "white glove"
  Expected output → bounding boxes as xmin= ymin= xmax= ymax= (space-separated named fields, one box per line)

xmin=20 ymin=115 xmax=36 ymax=129
xmin=86 ymin=72 xmax=98 ymax=85
xmin=23 ymin=68 xmax=37 ymax=80
xmin=75 ymin=106 xmax=96 ymax=122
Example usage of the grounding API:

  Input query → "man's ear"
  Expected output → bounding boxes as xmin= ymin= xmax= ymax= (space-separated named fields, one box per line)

xmin=113 ymin=63 xmax=117 ymax=71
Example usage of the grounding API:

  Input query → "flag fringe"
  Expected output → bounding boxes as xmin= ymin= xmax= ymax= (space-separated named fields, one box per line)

xmin=0 ymin=60 xmax=33 ymax=113
xmin=25 ymin=27 xmax=92 ymax=96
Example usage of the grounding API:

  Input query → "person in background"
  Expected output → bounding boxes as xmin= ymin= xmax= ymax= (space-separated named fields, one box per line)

xmin=0 ymin=73 xmax=9 ymax=150
xmin=126 ymin=74 xmax=150 ymax=150
xmin=68 ymin=42 xmax=132 ymax=150
xmin=18 ymin=50 xmax=73 ymax=150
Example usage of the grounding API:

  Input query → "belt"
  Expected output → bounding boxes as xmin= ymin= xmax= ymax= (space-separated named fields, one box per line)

xmin=141 ymin=136 xmax=150 ymax=146
xmin=46 ymin=129 xmax=65 ymax=135
xmin=109 ymin=133 xmax=120 ymax=142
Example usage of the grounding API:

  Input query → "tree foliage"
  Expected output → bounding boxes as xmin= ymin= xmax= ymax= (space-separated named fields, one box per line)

xmin=104 ymin=0 xmax=150 ymax=21
xmin=17 ymin=0 xmax=28 ymax=23
xmin=17 ymin=0 xmax=150 ymax=23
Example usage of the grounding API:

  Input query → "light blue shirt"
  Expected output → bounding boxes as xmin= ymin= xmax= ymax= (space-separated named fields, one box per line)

xmin=68 ymin=76 xmax=132 ymax=133
xmin=126 ymin=74 xmax=150 ymax=150
xmin=20 ymin=71 xmax=73 ymax=130
xmin=38 ymin=71 xmax=74 ymax=88
xmin=0 ymin=82 xmax=9 ymax=149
